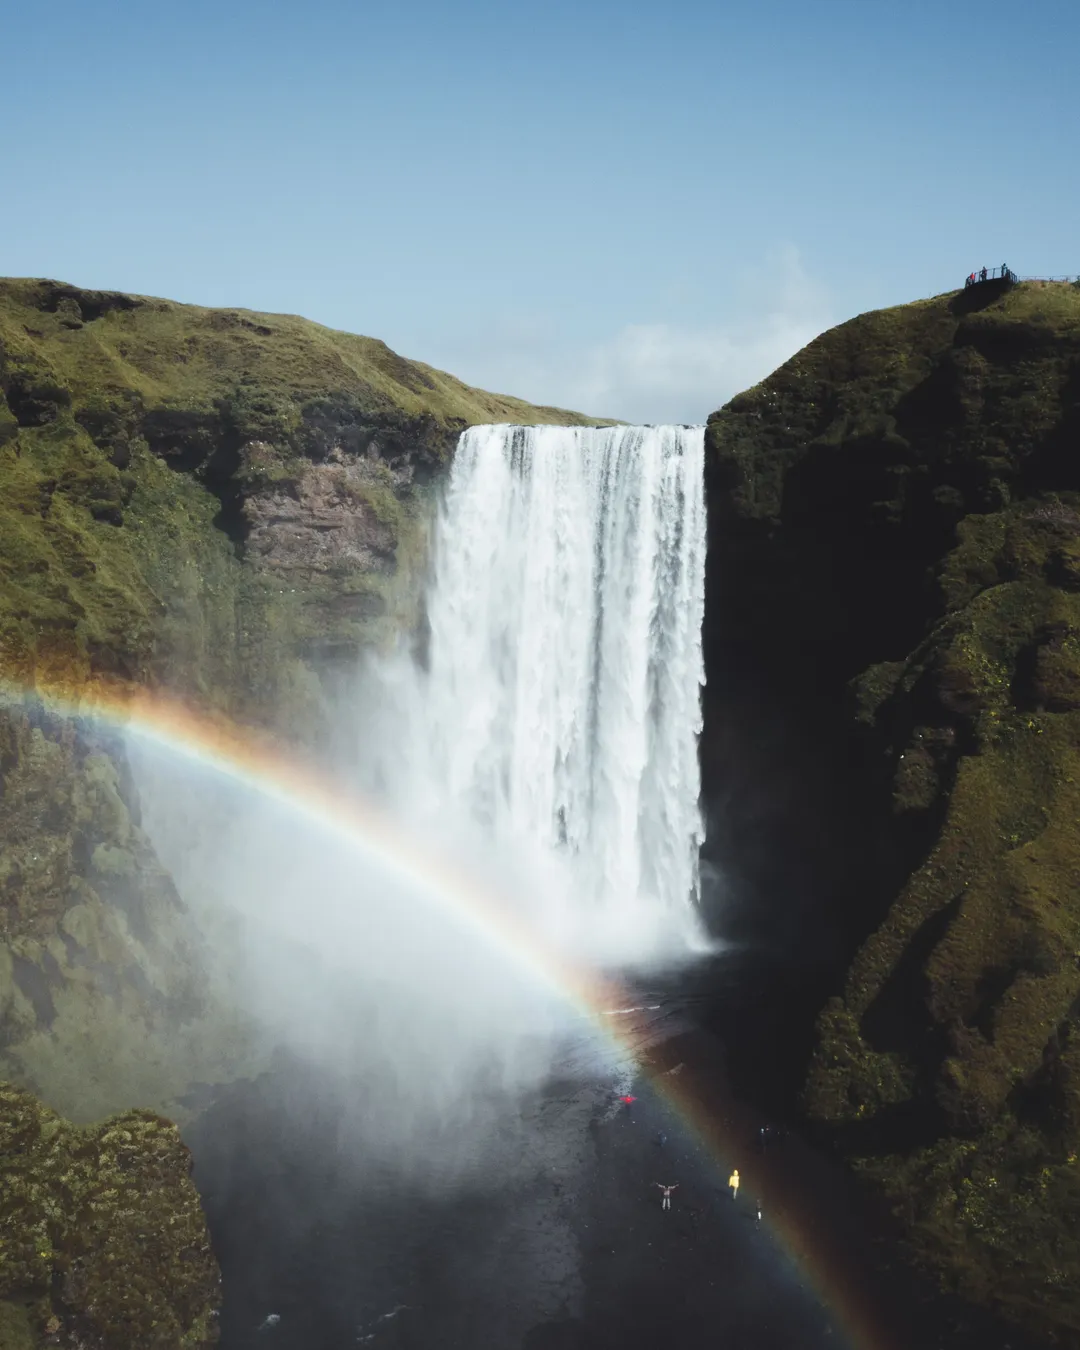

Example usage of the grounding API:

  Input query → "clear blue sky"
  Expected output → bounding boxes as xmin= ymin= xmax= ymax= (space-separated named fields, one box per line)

xmin=4 ymin=0 xmax=1077 ymax=422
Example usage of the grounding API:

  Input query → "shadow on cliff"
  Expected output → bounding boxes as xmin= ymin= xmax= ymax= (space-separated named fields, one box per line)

xmin=695 ymin=498 xmax=926 ymax=1115
xmin=948 ymin=278 xmax=1014 ymax=317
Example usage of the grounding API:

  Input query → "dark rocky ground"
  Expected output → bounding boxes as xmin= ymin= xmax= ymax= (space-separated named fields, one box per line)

xmin=184 ymin=956 xmax=1050 ymax=1350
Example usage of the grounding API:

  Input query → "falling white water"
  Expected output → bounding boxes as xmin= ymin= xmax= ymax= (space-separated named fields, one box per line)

xmin=370 ymin=423 xmax=710 ymax=967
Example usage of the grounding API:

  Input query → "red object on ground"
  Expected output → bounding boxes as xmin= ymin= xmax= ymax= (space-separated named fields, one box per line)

xmin=620 ymin=1096 xmax=636 ymax=1104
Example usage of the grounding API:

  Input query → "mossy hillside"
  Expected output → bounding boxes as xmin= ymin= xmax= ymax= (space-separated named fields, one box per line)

xmin=0 ymin=407 xmax=344 ymax=747
xmin=0 ymin=280 xmax=608 ymax=1348
xmin=704 ymin=281 xmax=1080 ymax=1343
xmin=0 ymin=425 xmax=242 ymax=706
xmin=706 ymin=280 xmax=1080 ymax=694
xmin=0 ymin=414 xmax=287 ymax=1114
xmin=0 ymin=276 xmax=602 ymax=1115
xmin=0 ymin=281 xmax=609 ymax=1348
xmin=0 ymin=1081 xmax=219 ymax=1349
xmin=0 ymin=703 xmax=256 ymax=1123
xmin=0 ymin=277 xmax=605 ymax=727
xmin=0 ymin=277 xmax=599 ymax=450
xmin=802 ymin=502 xmax=1080 ymax=1344
xmin=858 ymin=1122 xmax=1080 ymax=1344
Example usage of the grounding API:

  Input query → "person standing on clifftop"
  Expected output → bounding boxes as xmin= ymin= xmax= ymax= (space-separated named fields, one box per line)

xmin=980 ymin=266 xmax=988 ymax=282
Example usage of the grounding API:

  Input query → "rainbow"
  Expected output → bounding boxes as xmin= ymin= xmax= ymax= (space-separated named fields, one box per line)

xmin=1 ymin=675 xmax=908 ymax=1350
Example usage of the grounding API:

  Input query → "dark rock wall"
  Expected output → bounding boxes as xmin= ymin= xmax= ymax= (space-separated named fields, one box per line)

xmin=702 ymin=280 xmax=1080 ymax=1344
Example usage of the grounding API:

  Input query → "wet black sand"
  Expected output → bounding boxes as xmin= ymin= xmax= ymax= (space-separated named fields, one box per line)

xmin=184 ymin=965 xmax=1051 ymax=1350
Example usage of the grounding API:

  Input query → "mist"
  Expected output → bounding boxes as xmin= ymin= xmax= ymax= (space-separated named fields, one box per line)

xmin=127 ymin=423 xmax=711 ymax=1188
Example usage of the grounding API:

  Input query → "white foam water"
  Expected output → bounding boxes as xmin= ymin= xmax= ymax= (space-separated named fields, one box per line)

xmin=369 ymin=423 xmax=710 ymax=968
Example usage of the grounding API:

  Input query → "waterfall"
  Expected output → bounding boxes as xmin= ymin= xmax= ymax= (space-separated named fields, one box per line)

xmin=374 ymin=423 xmax=709 ymax=967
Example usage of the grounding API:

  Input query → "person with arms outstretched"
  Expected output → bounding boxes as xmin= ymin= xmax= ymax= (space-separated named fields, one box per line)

xmin=655 ymin=1182 xmax=679 ymax=1211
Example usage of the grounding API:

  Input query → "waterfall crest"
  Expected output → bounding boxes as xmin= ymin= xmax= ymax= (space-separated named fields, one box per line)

xmin=377 ymin=423 xmax=709 ymax=966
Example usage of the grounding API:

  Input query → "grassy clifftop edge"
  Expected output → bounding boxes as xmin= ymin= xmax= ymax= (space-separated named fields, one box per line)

xmin=0 ymin=276 xmax=608 ymax=719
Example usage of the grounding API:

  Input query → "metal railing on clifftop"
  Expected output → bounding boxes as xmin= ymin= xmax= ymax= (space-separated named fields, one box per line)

xmin=963 ymin=266 xmax=1080 ymax=288
xmin=964 ymin=266 xmax=1017 ymax=287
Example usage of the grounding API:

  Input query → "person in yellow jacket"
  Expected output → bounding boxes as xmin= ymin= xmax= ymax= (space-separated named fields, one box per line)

xmin=728 ymin=1168 xmax=740 ymax=1199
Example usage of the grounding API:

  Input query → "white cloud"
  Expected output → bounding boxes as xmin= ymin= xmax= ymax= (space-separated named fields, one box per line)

xmin=565 ymin=310 xmax=828 ymax=424
xmin=425 ymin=248 xmax=836 ymax=424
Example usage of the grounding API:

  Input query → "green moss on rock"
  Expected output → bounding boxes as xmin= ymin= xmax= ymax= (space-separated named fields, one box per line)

xmin=857 ymin=1121 xmax=1080 ymax=1345
xmin=706 ymin=280 xmax=1080 ymax=1342
xmin=0 ymin=274 xmax=603 ymax=1124
xmin=0 ymin=278 xmax=610 ymax=1350
xmin=0 ymin=276 xmax=606 ymax=722
xmin=0 ymin=702 xmax=257 ymax=1123
xmin=0 ymin=1081 xmax=219 ymax=1349
xmin=803 ymin=998 xmax=914 ymax=1123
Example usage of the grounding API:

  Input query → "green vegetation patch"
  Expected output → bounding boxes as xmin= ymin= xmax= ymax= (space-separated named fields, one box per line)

xmin=0 ymin=276 xmax=606 ymax=727
xmin=857 ymin=1123 xmax=1080 ymax=1345
xmin=707 ymin=280 xmax=1080 ymax=1342
xmin=0 ymin=278 xmax=606 ymax=459
xmin=0 ymin=1081 xmax=219 ymax=1349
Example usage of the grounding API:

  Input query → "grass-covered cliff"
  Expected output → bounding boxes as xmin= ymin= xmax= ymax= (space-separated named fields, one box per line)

xmin=0 ymin=276 xmax=606 ymax=1109
xmin=703 ymin=277 xmax=1080 ymax=1346
xmin=0 ymin=277 xmax=603 ymax=1348
xmin=0 ymin=277 xmax=603 ymax=722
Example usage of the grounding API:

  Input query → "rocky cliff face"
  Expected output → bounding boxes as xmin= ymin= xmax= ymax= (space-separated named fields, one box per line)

xmin=0 ymin=702 xmax=255 ymax=1126
xmin=703 ymin=278 xmax=1080 ymax=1344
xmin=0 ymin=277 xmax=603 ymax=1348
xmin=0 ymin=1082 xmax=218 ymax=1350
xmin=0 ymin=278 xmax=602 ymax=721
xmin=0 ymin=277 xmax=605 ymax=1105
